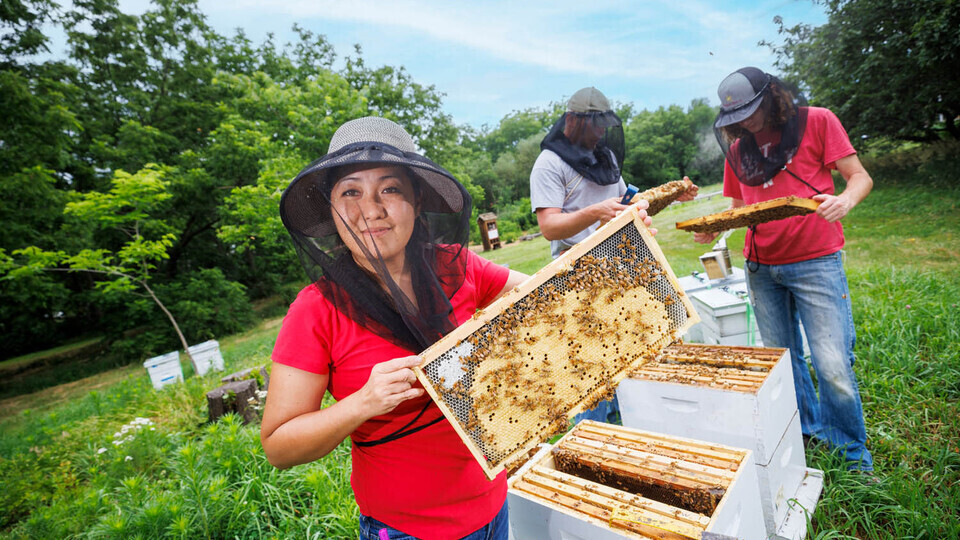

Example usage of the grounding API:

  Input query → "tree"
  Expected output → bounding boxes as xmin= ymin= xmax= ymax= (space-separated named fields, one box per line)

xmin=766 ymin=0 xmax=960 ymax=142
xmin=1 ymin=164 xmax=200 ymax=368
xmin=623 ymin=99 xmax=721 ymax=188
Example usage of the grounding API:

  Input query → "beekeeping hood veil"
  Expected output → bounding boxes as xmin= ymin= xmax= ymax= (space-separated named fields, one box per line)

xmin=280 ymin=116 xmax=471 ymax=353
xmin=714 ymin=67 xmax=808 ymax=187
xmin=541 ymin=87 xmax=625 ymax=186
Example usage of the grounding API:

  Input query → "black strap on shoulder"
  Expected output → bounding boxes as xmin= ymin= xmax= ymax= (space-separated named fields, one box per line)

xmin=352 ymin=400 xmax=445 ymax=447
xmin=781 ymin=166 xmax=824 ymax=195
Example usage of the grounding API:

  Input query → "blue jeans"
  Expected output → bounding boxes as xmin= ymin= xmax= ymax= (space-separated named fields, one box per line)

xmin=573 ymin=394 xmax=621 ymax=425
xmin=745 ymin=252 xmax=873 ymax=471
xmin=358 ymin=499 xmax=508 ymax=540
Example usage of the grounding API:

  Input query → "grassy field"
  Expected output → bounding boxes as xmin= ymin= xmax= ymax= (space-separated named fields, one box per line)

xmin=1 ymin=144 xmax=958 ymax=538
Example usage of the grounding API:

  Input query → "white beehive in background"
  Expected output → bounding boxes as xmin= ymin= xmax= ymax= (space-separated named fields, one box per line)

xmin=187 ymin=339 xmax=225 ymax=376
xmin=143 ymin=351 xmax=183 ymax=390
xmin=617 ymin=344 xmax=823 ymax=539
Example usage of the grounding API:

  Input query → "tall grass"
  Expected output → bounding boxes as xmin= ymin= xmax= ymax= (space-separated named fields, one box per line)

xmin=1 ymin=144 xmax=958 ymax=538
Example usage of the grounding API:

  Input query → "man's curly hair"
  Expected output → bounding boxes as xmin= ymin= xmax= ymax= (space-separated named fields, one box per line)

xmin=719 ymin=82 xmax=797 ymax=143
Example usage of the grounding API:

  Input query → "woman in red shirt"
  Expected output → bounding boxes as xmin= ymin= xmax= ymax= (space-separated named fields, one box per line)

xmin=261 ymin=117 xmax=528 ymax=539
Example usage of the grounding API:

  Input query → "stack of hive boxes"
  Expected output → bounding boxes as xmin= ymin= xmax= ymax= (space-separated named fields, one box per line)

xmin=616 ymin=343 xmax=823 ymax=539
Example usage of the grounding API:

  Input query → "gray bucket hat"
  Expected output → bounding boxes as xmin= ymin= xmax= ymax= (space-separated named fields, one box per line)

xmin=280 ymin=116 xmax=467 ymax=238
xmin=714 ymin=67 xmax=771 ymax=128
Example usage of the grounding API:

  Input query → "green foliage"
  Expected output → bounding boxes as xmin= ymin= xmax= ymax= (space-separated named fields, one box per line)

xmin=767 ymin=0 xmax=960 ymax=142
xmin=623 ymin=99 xmax=722 ymax=188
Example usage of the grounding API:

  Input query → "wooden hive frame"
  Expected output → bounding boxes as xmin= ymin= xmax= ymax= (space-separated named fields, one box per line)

xmin=629 ymin=343 xmax=787 ymax=393
xmin=509 ymin=420 xmax=753 ymax=540
xmin=631 ymin=178 xmax=694 ymax=217
xmin=675 ymin=196 xmax=819 ymax=234
xmin=414 ymin=205 xmax=699 ymax=479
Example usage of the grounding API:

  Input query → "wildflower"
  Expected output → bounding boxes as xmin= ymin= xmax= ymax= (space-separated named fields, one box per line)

xmin=97 ymin=447 xmax=108 ymax=455
xmin=125 ymin=456 xmax=133 ymax=461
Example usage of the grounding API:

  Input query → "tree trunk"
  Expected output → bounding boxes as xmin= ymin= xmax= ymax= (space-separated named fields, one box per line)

xmin=139 ymin=278 xmax=197 ymax=372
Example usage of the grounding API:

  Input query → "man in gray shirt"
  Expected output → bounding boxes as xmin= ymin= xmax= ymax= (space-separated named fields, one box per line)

xmin=530 ymin=87 xmax=630 ymax=258
xmin=530 ymin=87 xmax=628 ymax=423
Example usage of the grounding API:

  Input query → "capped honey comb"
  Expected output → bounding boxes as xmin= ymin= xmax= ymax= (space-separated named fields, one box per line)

xmin=415 ymin=206 xmax=699 ymax=479
xmin=675 ymin=196 xmax=820 ymax=234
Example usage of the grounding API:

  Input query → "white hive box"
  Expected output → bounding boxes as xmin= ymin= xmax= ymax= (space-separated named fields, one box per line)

xmin=676 ymin=267 xmax=746 ymax=296
xmin=143 ymin=351 xmax=183 ymax=390
xmin=617 ymin=344 xmax=821 ymax=537
xmin=689 ymin=288 xmax=762 ymax=347
xmin=187 ymin=339 xmax=225 ymax=376
xmin=508 ymin=420 xmax=766 ymax=540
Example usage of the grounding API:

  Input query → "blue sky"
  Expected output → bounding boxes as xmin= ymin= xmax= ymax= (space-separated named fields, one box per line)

xmin=117 ymin=0 xmax=828 ymax=129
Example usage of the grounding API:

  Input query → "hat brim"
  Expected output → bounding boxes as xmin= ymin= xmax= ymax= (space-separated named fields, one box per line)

xmin=714 ymin=96 xmax=764 ymax=128
xmin=281 ymin=145 xmax=466 ymax=238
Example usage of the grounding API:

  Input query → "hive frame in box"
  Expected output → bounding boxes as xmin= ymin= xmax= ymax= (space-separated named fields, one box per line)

xmin=508 ymin=420 xmax=766 ymax=540
xmin=415 ymin=205 xmax=699 ymax=480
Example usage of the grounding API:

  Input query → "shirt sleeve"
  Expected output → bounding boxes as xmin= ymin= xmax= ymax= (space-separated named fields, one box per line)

xmin=817 ymin=108 xmax=857 ymax=169
xmin=722 ymin=159 xmax=743 ymax=200
xmin=465 ymin=249 xmax=511 ymax=309
xmin=271 ymin=286 xmax=332 ymax=375
xmin=530 ymin=151 xmax=567 ymax=211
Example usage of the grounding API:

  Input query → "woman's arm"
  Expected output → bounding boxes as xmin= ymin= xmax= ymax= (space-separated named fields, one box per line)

xmin=260 ymin=356 xmax=424 ymax=469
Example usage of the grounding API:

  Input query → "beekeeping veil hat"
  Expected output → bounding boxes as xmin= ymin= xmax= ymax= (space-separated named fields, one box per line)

xmin=541 ymin=86 xmax=625 ymax=186
xmin=713 ymin=67 xmax=809 ymax=187
xmin=280 ymin=116 xmax=472 ymax=352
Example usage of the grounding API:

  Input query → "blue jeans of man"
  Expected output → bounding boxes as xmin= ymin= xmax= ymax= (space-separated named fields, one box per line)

xmin=357 ymin=499 xmax=508 ymax=540
xmin=745 ymin=252 xmax=873 ymax=471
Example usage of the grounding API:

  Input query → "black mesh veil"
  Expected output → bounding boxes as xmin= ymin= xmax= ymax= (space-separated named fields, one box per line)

xmin=540 ymin=111 xmax=625 ymax=186
xmin=280 ymin=119 xmax=472 ymax=353
xmin=714 ymin=76 xmax=809 ymax=187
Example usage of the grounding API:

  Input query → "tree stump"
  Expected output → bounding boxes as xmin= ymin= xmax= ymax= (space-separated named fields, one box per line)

xmin=206 ymin=379 xmax=258 ymax=424
xmin=220 ymin=366 xmax=270 ymax=390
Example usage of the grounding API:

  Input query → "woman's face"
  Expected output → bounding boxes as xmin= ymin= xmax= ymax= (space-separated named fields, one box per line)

xmin=330 ymin=165 xmax=418 ymax=272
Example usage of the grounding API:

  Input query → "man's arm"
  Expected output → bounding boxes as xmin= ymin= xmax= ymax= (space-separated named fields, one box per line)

xmin=535 ymin=198 xmax=629 ymax=241
xmin=813 ymin=154 xmax=873 ymax=223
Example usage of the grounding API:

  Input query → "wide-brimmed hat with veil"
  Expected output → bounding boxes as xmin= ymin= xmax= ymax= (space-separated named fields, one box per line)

xmin=280 ymin=116 xmax=472 ymax=353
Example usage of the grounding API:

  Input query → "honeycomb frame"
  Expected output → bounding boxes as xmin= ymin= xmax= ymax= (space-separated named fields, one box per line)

xmin=675 ymin=196 xmax=820 ymax=234
xmin=414 ymin=205 xmax=699 ymax=479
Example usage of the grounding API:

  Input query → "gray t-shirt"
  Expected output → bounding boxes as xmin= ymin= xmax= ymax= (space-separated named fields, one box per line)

xmin=530 ymin=149 xmax=626 ymax=258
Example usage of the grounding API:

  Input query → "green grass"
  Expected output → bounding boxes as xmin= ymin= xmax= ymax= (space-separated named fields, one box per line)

xmin=1 ymin=144 xmax=959 ymax=538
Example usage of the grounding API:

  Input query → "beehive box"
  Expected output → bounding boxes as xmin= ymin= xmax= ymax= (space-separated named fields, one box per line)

xmin=187 ymin=339 xmax=225 ymax=376
xmin=415 ymin=205 xmax=699 ymax=479
xmin=508 ymin=420 xmax=766 ymax=540
xmin=689 ymin=289 xmax=762 ymax=347
xmin=617 ymin=344 xmax=817 ymax=536
xmin=143 ymin=351 xmax=183 ymax=390
xmin=618 ymin=344 xmax=794 ymax=465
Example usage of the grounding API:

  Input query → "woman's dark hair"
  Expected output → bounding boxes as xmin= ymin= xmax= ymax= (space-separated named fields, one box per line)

xmin=719 ymin=82 xmax=798 ymax=143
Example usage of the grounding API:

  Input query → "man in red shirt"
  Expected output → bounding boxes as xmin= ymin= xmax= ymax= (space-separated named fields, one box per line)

xmin=697 ymin=67 xmax=875 ymax=473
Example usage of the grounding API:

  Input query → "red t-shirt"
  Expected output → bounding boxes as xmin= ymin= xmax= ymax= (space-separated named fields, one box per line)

xmin=272 ymin=248 xmax=510 ymax=540
xmin=723 ymin=107 xmax=856 ymax=265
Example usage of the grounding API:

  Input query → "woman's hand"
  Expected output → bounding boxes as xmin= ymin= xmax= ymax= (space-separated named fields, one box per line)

xmin=359 ymin=356 xmax=425 ymax=417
